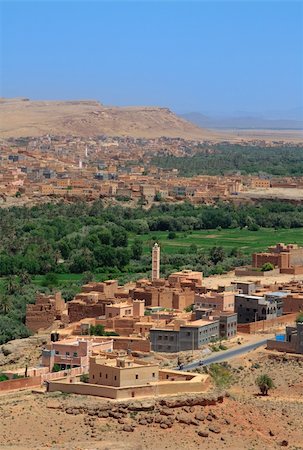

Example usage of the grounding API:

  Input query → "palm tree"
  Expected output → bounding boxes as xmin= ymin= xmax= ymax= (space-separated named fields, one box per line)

xmin=0 ymin=295 xmax=12 ymax=315
xmin=5 ymin=275 xmax=20 ymax=295
xmin=18 ymin=270 xmax=32 ymax=286
xmin=256 ymin=374 xmax=275 ymax=396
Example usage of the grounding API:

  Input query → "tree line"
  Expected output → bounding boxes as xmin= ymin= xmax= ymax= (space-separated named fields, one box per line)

xmin=0 ymin=199 xmax=303 ymax=276
xmin=152 ymin=144 xmax=303 ymax=176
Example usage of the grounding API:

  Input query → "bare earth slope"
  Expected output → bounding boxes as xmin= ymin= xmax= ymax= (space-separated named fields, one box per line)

xmin=0 ymin=98 xmax=211 ymax=139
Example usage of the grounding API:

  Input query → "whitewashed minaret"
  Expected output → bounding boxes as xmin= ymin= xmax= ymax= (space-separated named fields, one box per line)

xmin=85 ymin=146 xmax=88 ymax=158
xmin=152 ymin=243 xmax=160 ymax=281
xmin=79 ymin=159 xmax=83 ymax=169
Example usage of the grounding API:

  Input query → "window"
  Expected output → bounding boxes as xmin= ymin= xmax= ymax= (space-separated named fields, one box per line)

xmin=66 ymin=352 xmax=70 ymax=356
xmin=158 ymin=336 xmax=162 ymax=340
xmin=164 ymin=336 xmax=168 ymax=340
xmin=152 ymin=373 xmax=155 ymax=378
xmin=187 ymin=332 xmax=191 ymax=336
xmin=55 ymin=351 xmax=59 ymax=355
xmin=106 ymin=374 xmax=108 ymax=379
xmin=170 ymin=336 xmax=174 ymax=341
xmin=135 ymin=374 xmax=138 ymax=379
xmin=73 ymin=352 xmax=78 ymax=357
xmin=114 ymin=376 xmax=117 ymax=380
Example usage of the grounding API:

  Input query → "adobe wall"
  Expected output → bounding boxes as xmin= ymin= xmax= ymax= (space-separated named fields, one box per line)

xmin=235 ymin=267 xmax=280 ymax=277
xmin=42 ymin=367 xmax=84 ymax=382
xmin=95 ymin=317 xmax=135 ymax=336
xmin=47 ymin=373 xmax=210 ymax=399
xmin=158 ymin=290 xmax=173 ymax=309
xmin=283 ymin=295 xmax=303 ymax=313
xmin=289 ymin=248 xmax=303 ymax=266
xmin=252 ymin=253 xmax=280 ymax=269
xmin=26 ymin=301 xmax=57 ymax=332
xmin=237 ymin=313 xmax=297 ymax=334
xmin=266 ymin=340 xmax=296 ymax=353
xmin=280 ymin=267 xmax=303 ymax=275
xmin=0 ymin=376 xmax=41 ymax=392
xmin=113 ymin=338 xmax=151 ymax=353
xmin=68 ymin=303 xmax=105 ymax=323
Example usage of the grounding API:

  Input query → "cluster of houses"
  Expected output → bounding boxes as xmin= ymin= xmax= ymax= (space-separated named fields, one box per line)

xmin=1 ymin=135 xmax=303 ymax=205
xmin=0 ymin=242 xmax=301 ymax=399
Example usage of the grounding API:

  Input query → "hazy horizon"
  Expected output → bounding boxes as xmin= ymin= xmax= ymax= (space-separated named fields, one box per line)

xmin=1 ymin=1 xmax=302 ymax=117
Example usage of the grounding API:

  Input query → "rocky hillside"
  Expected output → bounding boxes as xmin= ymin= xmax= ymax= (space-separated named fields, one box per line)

xmin=0 ymin=97 xmax=210 ymax=139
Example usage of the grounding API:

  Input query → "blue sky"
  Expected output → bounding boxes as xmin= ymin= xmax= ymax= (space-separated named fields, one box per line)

xmin=1 ymin=1 xmax=302 ymax=115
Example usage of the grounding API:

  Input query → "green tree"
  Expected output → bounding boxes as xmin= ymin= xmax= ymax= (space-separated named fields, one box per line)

xmin=131 ymin=238 xmax=143 ymax=260
xmin=0 ymin=295 xmax=12 ymax=315
xmin=52 ymin=364 xmax=61 ymax=373
xmin=5 ymin=276 xmax=20 ymax=295
xmin=82 ymin=271 xmax=94 ymax=284
xmin=261 ymin=262 xmax=275 ymax=272
xmin=90 ymin=324 xmax=105 ymax=336
xmin=0 ymin=373 xmax=9 ymax=382
xmin=18 ymin=270 xmax=32 ymax=285
xmin=209 ymin=246 xmax=225 ymax=264
xmin=167 ymin=231 xmax=177 ymax=239
xmin=256 ymin=374 xmax=275 ymax=396
xmin=43 ymin=272 xmax=59 ymax=288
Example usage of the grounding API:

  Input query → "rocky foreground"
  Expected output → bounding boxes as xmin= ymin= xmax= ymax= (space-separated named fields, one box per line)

xmin=0 ymin=350 xmax=302 ymax=449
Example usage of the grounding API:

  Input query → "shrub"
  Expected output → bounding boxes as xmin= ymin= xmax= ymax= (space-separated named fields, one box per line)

xmin=208 ymin=363 xmax=234 ymax=388
xmin=52 ymin=364 xmax=61 ymax=373
xmin=0 ymin=373 xmax=9 ymax=382
xmin=167 ymin=231 xmax=177 ymax=240
xmin=89 ymin=324 xmax=105 ymax=336
xmin=219 ymin=344 xmax=228 ymax=350
xmin=296 ymin=312 xmax=303 ymax=324
xmin=261 ymin=262 xmax=275 ymax=272
xmin=80 ymin=373 xmax=89 ymax=383
xmin=256 ymin=374 xmax=275 ymax=395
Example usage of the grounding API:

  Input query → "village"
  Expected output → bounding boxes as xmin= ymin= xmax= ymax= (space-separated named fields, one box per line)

xmin=0 ymin=241 xmax=302 ymax=402
xmin=1 ymin=135 xmax=303 ymax=207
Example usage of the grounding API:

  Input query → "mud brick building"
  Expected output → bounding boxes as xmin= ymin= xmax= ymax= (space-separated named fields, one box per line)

xmin=252 ymin=243 xmax=303 ymax=274
xmin=26 ymin=292 xmax=68 ymax=332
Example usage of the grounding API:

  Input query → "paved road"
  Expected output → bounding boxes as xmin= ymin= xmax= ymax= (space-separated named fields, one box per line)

xmin=178 ymin=338 xmax=269 ymax=371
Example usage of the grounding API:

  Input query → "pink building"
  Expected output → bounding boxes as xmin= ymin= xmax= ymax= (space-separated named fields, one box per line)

xmin=42 ymin=338 xmax=113 ymax=371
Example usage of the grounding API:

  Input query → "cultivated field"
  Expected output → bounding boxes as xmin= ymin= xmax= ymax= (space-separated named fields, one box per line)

xmin=132 ymin=227 xmax=303 ymax=255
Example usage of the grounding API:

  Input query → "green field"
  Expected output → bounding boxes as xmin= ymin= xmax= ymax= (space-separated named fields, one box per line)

xmin=130 ymin=228 xmax=303 ymax=256
xmin=31 ymin=272 xmax=115 ymax=286
xmin=2 ymin=227 xmax=303 ymax=290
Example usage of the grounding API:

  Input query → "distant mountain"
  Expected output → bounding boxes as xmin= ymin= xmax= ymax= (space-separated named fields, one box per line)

xmin=0 ymin=98 xmax=211 ymax=139
xmin=181 ymin=112 xmax=303 ymax=130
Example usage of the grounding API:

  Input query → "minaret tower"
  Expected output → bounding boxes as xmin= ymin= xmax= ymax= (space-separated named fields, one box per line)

xmin=79 ymin=159 xmax=83 ymax=169
xmin=152 ymin=243 xmax=160 ymax=281
xmin=85 ymin=146 xmax=88 ymax=158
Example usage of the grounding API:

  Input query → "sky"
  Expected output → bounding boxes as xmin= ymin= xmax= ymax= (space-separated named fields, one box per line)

xmin=0 ymin=1 xmax=302 ymax=116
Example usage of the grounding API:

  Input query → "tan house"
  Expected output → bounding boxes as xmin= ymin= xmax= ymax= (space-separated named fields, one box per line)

xmin=89 ymin=356 xmax=159 ymax=387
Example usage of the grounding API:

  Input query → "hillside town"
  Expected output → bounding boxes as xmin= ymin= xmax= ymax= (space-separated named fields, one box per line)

xmin=0 ymin=242 xmax=302 ymax=405
xmin=1 ymin=135 xmax=303 ymax=207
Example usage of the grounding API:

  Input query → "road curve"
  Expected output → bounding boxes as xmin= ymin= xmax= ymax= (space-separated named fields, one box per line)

xmin=179 ymin=338 xmax=269 ymax=371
